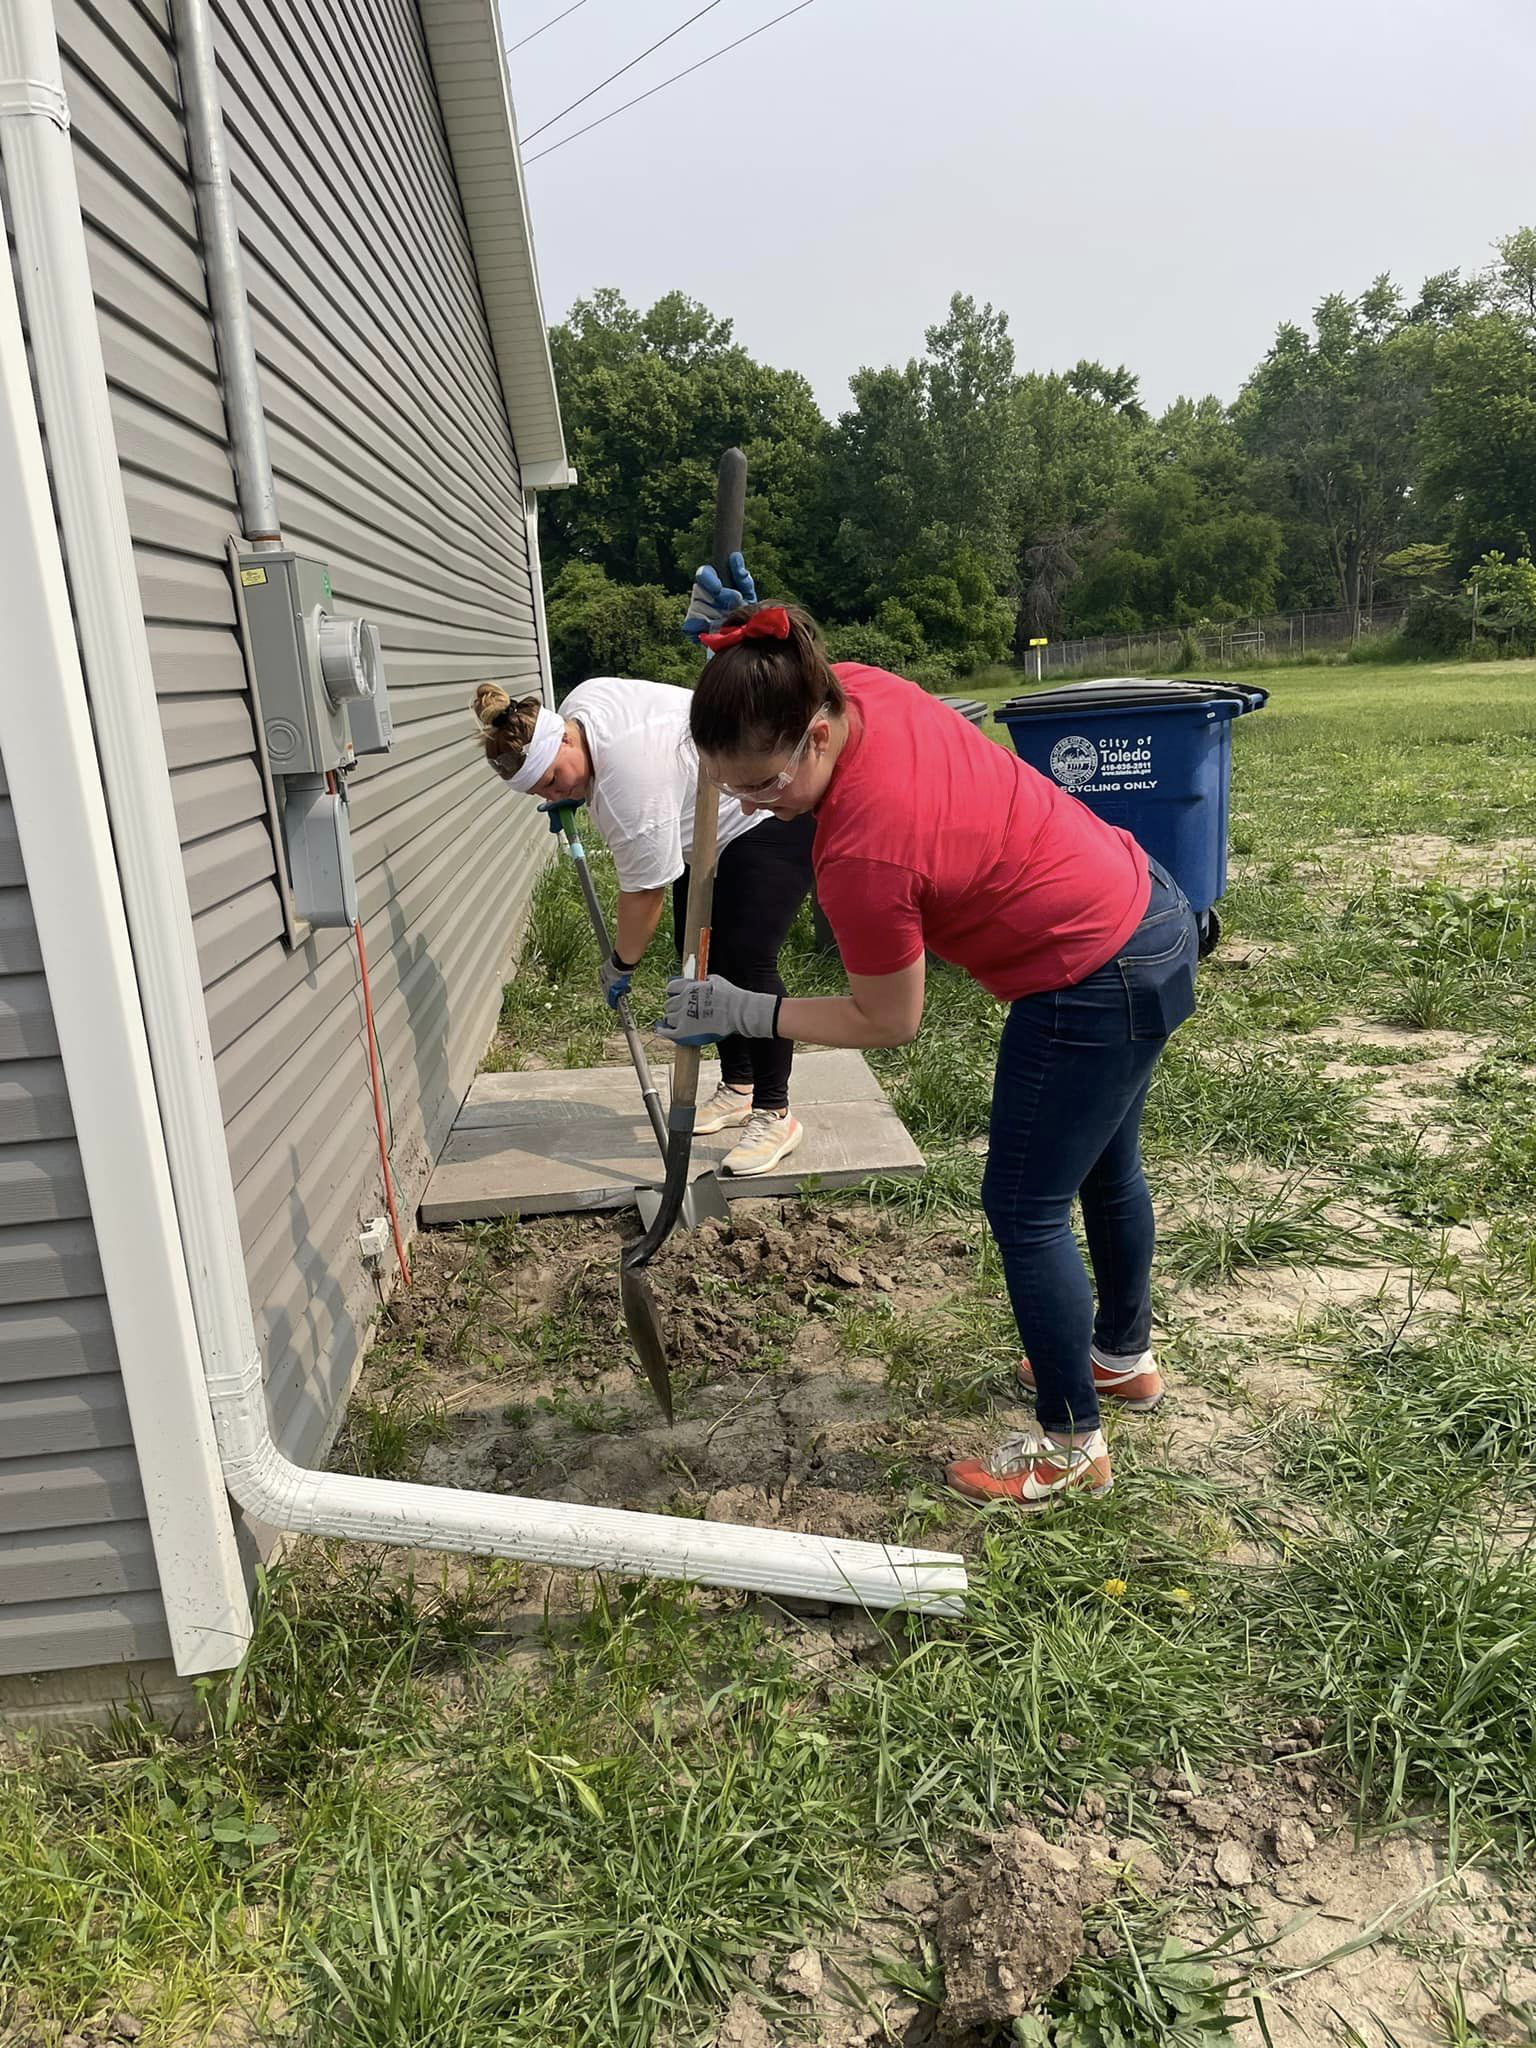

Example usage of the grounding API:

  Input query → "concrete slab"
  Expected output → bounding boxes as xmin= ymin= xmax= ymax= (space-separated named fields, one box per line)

xmin=420 ymin=1049 xmax=924 ymax=1224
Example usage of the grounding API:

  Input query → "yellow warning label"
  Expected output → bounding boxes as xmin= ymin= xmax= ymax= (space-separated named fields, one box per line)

xmin=240 ymin=566 xmax=268 ymax=587
xmin=1029 ymin=636 xmax=1049 ymax=647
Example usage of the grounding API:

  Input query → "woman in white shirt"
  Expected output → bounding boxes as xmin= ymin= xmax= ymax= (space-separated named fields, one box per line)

xmin=472 ymin=673 xmax=813 ymax=1176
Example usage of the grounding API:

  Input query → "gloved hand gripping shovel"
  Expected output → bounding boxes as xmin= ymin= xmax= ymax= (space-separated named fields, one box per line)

xmin=540 ymin=800 xmax=731 ymax=1241
xmin=616 ymin=446 xmax=748 ymax=1421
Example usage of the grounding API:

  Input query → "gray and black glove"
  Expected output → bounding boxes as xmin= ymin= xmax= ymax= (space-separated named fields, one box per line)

xmin=658 ymin=972 xmax=779 ymax=1045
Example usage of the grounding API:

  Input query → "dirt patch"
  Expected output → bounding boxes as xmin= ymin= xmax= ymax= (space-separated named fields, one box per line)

xmin=934 ymin=1827 xmax=1113 ymax=2032
xmin=1305 ymin=1017 xmax=1493 ymax=1149
xmin=1315 ymin=833 xmax=1536 ymax=888
xmin=1176 ymin=1255 xmax=1465 ymax=1347
xmin=724 ymin=1753 xmax=1536 ymax=2047
xmin=343 ymin=1202 xmax=991 ymax=1612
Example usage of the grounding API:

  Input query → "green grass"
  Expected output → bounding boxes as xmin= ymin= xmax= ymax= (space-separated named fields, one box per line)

xmin=1159 ymin=1177 xmax=1366 ymax=1287
xmin=7 ymin=660 xmax=1536 ymax=2047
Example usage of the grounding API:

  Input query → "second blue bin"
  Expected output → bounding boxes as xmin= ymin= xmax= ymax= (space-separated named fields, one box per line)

xmin=994 ymin=679 xmax=1267 ymax=954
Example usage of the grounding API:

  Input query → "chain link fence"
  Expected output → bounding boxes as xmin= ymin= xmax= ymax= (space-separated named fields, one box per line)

xmin=1026 ymin=604 xmax=1409 ymax=678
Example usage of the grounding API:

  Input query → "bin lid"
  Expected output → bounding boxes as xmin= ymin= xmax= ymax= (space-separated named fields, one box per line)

xmin=996 ymin=677 xmax=1268 ymax=718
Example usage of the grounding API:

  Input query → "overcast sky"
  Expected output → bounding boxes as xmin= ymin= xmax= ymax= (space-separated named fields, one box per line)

xmin=501 ymin=0 xmax=1536 ymax=422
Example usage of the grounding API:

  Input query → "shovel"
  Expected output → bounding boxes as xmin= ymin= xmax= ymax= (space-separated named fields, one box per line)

xmin=617 ymin=445 xmax=748 ymax=1421
xmin=541 ymin=799 xmax=731 ymax=1236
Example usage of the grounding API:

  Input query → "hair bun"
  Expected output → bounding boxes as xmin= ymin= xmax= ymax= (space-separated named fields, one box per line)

xmin=472 ymin=681 xmax=513 ymax=727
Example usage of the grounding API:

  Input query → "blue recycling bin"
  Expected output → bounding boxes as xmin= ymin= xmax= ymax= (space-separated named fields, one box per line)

xmin=994 ymin=679 xmax=1267 ymax=954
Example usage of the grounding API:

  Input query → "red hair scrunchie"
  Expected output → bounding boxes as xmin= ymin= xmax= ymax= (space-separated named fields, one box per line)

xmin=697 ymin=605 xmax=792 ymax=653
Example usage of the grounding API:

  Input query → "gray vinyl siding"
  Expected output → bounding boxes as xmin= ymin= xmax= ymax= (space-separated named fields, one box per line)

xmin=0 ymin=0 xmax=546 ymax=1682
xmin=209 ymin=0 xmax=546 ymax=1461
xmin=0 ymin=753 xmax=171 ymax=1674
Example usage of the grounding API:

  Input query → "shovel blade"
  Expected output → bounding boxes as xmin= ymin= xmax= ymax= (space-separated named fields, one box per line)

xmin=636 ymin=1173 xmax=731 ymax=1232
xmin=619 ymin=1263 xmax=673 ymax=1422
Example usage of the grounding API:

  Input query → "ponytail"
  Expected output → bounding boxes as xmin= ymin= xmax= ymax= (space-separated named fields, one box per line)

xmin=471 ymin=683 xmax=544 ymax=778
xmin=689 ymin=602 xmax=843 ymax=757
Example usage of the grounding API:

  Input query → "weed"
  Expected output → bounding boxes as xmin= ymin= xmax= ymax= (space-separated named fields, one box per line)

xmin=884 ymin=1005 xmax=1000 ymax=1143
xmin=857 ymin=1151 xmax=986 ymax=1217
xmin=1146 ymin=1042 xmax=1361 ymax=1164
xmin=333 ymin=1389 xmax=450 ymax=1480
xmin=835 ymin=1293 xmax=1013 ymax=1413
xmin=1160 ymin=1178 xmax=1367 ymax=1287
xmin=522 ymin=860 xmax=597 ymax=987
xmin=1252 ymin=1505 xmax=1536 ymax=1836
xmin=1014 ymin=1923 xmax=1246 ymax=2045
xmin=534 ymin=1387 xmax=630 ymax=1433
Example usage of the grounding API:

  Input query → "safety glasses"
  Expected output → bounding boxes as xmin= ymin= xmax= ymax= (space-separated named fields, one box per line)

xmin=712 ymin=705 xmax=827 ymax=801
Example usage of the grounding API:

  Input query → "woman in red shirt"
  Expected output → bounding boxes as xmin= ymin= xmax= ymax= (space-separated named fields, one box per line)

xmin=657 ymin=604 xmax=1199 ymax=1510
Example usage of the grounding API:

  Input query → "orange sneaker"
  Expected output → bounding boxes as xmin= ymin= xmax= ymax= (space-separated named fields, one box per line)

xmin=946 ymin=1429 xmax=1113 ymax=1511
xmin=1016 ymin=1346 xmax=1164 ymax=1413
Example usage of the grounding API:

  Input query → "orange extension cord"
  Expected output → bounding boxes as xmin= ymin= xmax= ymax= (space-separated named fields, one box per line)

xmin=353 ymin=913 xmax=411 ymax=1289
xmin=354 ymin=921 xmax=411 ymax=1286
xmin=325 ymin=769 xmax=409 ymax=1289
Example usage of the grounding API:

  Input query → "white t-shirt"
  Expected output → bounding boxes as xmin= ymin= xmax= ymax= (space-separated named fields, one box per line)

xmin=558 ymin=677 xmax=764 ymax=893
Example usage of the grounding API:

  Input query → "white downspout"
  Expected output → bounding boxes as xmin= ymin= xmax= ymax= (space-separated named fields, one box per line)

xmin=0 ymin=0 xmax=966 ymax=1624
xmin=0 ymin=52 xmax=251 ymax=1673
xmin=523 ymin=489 xmax=557 ymax=710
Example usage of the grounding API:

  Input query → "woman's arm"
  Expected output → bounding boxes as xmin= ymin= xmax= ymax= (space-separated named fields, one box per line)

xmin=777 ymin=960 xmax=926 ymax=1049
xmin=658 ymin=959 xmax=925 ymax=1052
xmin=614 ymin=886 xmax=667 ymax=967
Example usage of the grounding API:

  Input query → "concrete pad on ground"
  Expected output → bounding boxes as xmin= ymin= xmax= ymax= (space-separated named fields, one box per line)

xmin=420 ymin=1049 xmax=923 ymax=1224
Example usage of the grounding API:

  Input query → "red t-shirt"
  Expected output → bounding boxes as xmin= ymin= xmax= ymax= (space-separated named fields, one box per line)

xmin=813 ymin=666 xmax=1150 ymax=1001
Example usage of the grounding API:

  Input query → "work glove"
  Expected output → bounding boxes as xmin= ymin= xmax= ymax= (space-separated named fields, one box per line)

xmin=682 ymin=552 xmax=757 ymax=644
xmin=599 ymin=950 xmax=637 ymax=1010
xmin=658 ymin=972 xmax=779 ymax=1045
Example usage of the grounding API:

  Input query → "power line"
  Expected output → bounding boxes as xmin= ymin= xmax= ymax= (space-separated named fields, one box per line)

xmin=522 ymin=1 xmax=724 ymax=143
xmin=508 ymin=1 xmax=588 ymax=54
xmin=524 ymin=0 xmax=817 ymax=164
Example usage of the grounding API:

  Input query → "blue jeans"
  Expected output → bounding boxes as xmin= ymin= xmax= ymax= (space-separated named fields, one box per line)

xmin=980 ymin=864 xmax=1199 ymax=1435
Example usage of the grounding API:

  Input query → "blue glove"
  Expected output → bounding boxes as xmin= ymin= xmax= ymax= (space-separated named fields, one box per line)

xmin=599 ymin=950 xmax=636 ymax=1011
xmin=682 ymin=552 xmax=758 ymax=644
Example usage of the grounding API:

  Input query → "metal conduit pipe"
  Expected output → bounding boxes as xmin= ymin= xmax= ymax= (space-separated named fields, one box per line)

xmin=169 ymin=0 xmax=282 ymax=546
xmin=0 ymin=0 xmax=968 ymax=1626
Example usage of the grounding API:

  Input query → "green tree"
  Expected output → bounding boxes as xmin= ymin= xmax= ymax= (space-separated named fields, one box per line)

xmin=1010 ymin=367 xmax=1144 ymax=640
xmin=1066 ymin=466 xmax=1281 ymax=632
xmin=543 ymin=562 xmax=699 ymax=696
xmin=543 ymin=290 xmax=828 ymax=595
xmin=1235 ymin=278 xmax=1434 ymax=618
xmin=1420 ymin=233 xmax=1536 ymax=567
xmin=822 ymin=293 xmax=1023 ymax=613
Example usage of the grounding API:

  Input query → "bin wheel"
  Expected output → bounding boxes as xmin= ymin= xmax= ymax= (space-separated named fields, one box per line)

xmin=1198 ymin=906 xmax=1221 ymax=958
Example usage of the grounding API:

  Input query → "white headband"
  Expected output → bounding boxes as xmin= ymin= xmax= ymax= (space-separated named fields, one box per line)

xmin=505 ymin=705 xmax=566 ymax=793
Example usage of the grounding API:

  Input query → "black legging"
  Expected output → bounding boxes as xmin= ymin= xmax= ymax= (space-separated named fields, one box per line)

xmin=672 ymin=813 xmax=815 ymax=1111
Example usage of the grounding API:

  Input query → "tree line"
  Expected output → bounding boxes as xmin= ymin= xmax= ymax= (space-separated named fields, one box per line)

xmin=539 ymin=229 xmax=1536 ymax=691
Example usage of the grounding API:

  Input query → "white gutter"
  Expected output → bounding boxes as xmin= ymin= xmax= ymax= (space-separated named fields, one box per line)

xmin=523 ymin=490 xmax=558 ymax=710
xmin=0 ymin=0 xmax=966 ymax=1629
xmin=0 ymin=46 xmax=251 ymax=1674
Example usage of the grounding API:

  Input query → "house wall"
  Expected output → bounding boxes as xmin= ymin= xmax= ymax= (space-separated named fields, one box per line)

xmin=0 ymin=746 xmax=174 ymax=1676
xmin=0 ymin=0 xmax=547 ymax=1678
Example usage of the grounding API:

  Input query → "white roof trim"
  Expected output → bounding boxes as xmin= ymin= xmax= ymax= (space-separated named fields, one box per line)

xmin=418 ymin=0 xmax=572 ymax=485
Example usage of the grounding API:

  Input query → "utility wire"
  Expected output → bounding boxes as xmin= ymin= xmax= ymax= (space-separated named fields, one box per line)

xmin=525 ymin=0 xmax=817 ymax=163
xmin=508 ymin=1 xmax=588 ymax=54
xmin=522 ymin=0 xmax=723 ymax=142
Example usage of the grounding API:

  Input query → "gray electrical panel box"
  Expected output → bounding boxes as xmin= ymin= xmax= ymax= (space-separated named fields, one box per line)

xmin=238 ymin=552 xmax=356 ymax=775
xmin=283 ymin=781 xmax=358 ymax=929
xmin=236 ymin=549 xmax=395 ymax=932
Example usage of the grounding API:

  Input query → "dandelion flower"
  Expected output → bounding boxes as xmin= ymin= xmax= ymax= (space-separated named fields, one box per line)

xmin=1164 ymin=1586 xmax=1193 ymax=1605
xmin=1101 ymin=1578 xmax=1128 ymax=1598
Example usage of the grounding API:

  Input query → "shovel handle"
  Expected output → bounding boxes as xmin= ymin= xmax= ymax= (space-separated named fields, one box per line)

xmin=669 ymin=446 xmax=742 ymax=1113
xmin=542 ymin=800 xmax=669 ymax=1160
xmin=624 ymin=448 xmax=744 ymax=1271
